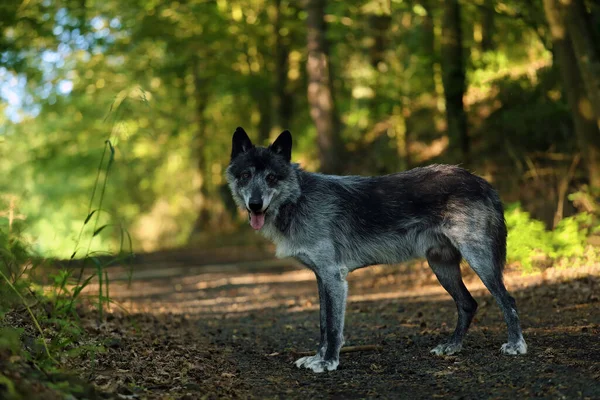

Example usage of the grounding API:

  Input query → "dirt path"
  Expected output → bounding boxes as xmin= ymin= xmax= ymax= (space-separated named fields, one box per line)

xmin=81 ymin=260 xmax=600 ymax=399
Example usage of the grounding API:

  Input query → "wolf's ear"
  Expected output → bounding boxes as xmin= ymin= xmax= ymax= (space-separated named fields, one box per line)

xmin=269 ymin=130 xmax=292 ymax=162
xmin=231 ymin=127 xmax=254 ymax=160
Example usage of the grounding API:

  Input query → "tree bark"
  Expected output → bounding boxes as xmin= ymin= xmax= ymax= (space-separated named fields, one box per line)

xmin=419 ymin=0 xmax=436 ymax=94
xmin=440 ymin=0 xmax=469 ymax=164
xmin=305 ymin=0 xmax=342 ymax=174
xmin=561 ymin=0 xmax=600 ymax=129
xmin=591 ymin=1 xmax=600 ymax=48
xmin=256 ymin=90 xmax=273 ymax=143
xmin=366 ymin=0 xmax=391 ymax=69
xmin=481 ymin=0 xmax=495 ymax=52
xmin=274 ymin=0 xmax=293 ymax=130
xmin=543 ymin=0 xmax=600 ymax=188
xmin=188 ymin=56 xmax=211 ymax=239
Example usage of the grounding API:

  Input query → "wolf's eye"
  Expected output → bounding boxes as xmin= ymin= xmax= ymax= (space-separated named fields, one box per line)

xmin=240 ymin=172 xmax=251 ymax=180
xmin=266 ymin=174 xmax=277 ymax=185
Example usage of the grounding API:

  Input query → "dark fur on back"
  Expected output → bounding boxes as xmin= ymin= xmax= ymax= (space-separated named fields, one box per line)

xmin=259 ymin=164 xmax=507 ymax=274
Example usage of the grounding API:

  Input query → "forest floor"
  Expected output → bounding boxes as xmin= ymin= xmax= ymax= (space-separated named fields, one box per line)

xmin=4 ymin=256 xmax=600 ymax=399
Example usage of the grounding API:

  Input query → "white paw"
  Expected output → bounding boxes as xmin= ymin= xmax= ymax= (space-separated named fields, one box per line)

xmin=305 ymin=359 xmax=339 ymax=373
xmin=430 ymin=342 xmax=462 ymax=356
xmin=295 ymin=354 xmax=322 ymax=369
xmin=500 ymin=338 xmax=527 ymax=355
xmin=295 ymin=354 xmax=339 ymax=373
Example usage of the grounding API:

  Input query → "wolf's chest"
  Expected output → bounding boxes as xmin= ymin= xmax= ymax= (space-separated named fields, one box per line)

xmin=260 ymin=223 xmax=299 ymax=258
xmin=262 ymin=225 xmax=337 ymax=269
xmin=273 ymin=236 xmax=305 ymax=258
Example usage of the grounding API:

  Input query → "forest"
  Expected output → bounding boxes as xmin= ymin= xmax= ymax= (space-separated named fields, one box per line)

xmin=1 ymin=0 xmax=599 ymax=399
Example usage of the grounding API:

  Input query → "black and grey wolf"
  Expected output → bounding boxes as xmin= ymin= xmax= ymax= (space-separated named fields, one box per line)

xmin=225 ymin=127 xmax=527 ymax=373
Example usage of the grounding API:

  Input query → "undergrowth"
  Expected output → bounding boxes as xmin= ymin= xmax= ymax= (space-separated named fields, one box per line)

xmin=0 ymin=139 xmax=133 ymax=399
xmin=506 ymin=190 xmax=600 ymax=272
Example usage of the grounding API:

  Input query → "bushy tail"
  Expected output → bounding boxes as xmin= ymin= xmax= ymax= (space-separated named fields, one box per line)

xmin=491 ymin=193 xmax=508 ymax=272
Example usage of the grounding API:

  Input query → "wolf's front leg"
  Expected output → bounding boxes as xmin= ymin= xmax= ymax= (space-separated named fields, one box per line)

xmin=296 ymin=268 xmax=347 ymax=373
xmin=295 ymin=275 xmax=328 ymax=368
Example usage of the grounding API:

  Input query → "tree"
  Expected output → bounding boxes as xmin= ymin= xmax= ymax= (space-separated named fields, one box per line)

xmin=481 ymin=0 xmax=495 ymax=52
xmin=417 ymin=0 xmax=437 ymax=95
xmin=305 ymin=0 xmax=342 ymax=174
xmin=440 ymin=0 xmax=469 ymax=164
xmin=543 ymin=0 xmax=600 ymax=187
xmin=560 ymin=0 xmax=600 ymax=130
xmin=274 ymin=0 xmax=294 ymax=131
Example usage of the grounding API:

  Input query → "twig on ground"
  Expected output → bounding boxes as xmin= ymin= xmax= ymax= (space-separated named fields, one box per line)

xmin=293 ymin=345 xmax=383 ymax=357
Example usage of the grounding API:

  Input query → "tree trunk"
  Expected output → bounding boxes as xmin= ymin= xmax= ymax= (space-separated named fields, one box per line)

xmin=305 ymin=0 xmax=342 ymax=174
xmin=591 ymin=1 xmax=600 ymax=47
xmin=561 ymin=0 xmax=600 ymax=129
xmin=366 ymin=0 xmax=392 ymax=149
xmin=188 ymin=57 xmax=211 ymax=239
xmin=419 ymin=0 xmax=437 ymax=95
xmin=366 ymin=0 xmax=392 ymax=69
xmin=543 ymin=0 xmax=600 ymax=188
xmin=440 ymin=0 xmax=469 ymax=164
xmin=256 ymin=90 xmax=273 ymax=144
xmin=274 ymin=0 xmax=293 ymax=130
xmin=481 ymin=0 xmax=495 ymax=52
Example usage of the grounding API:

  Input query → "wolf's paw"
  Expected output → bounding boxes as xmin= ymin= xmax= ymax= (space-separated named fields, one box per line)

xmin=304 ymin=359 xmax=339 ymax=373
xmin=294 ymin=354 xmax=322 ymax=369
xmin=430 ymin=342 xmax=462 ymax=356
xmin=500 ymin=338 xmax=527 ymax=355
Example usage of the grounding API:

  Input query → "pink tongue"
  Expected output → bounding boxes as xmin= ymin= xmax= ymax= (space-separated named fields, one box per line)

xmin=250 ymin=213 xmax=265 ymax=230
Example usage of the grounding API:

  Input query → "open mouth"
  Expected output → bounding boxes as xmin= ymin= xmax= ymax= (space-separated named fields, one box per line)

xmin=247 ymin=207 xmax=269 ymax=230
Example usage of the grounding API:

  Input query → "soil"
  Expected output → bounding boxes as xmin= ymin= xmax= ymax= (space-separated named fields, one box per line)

xmin=4 ymin=258 xmax=600 ymax=399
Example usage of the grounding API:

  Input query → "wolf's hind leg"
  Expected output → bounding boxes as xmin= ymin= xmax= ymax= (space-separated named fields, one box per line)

xmin=461 ymin=245 xmax=527 ymax=355
xmin=427 ymin=246 xmax=478 ymax=356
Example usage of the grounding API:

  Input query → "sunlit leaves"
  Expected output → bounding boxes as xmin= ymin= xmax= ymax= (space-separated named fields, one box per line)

xmin=1 ymin=0 xmax=594 ymax=257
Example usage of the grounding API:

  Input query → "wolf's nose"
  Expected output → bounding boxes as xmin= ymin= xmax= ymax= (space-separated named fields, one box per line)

xmin=248 ymin=200 xmax=263 ymax=212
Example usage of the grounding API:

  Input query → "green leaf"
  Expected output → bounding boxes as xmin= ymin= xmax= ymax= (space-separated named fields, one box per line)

xmin=92 ymin=225 xmax=108 ymax=237
xmin=83 ymin=210 xmax=96 ymax=225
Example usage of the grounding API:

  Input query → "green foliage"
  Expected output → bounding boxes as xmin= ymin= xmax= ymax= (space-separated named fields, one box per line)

xmin=551 ymin=213 xmax=592 ymax=259
xmin=0 ymin=1 xmax=598 ymax=272
xmin=3 ymin=0 xmax=592 ymax=255
xmin=0 ymin=230 xmax=31 ymax=317
xmin=0 ymin=226 xmax=32 ymax=282
xmin=0 ymin=373 xmax=16 ymax=399
xmin=0 ymin=132 xmax=132 ymax=380
xmin=480 ymin=66 xmax=575 ymax=153
xmin=0 ymin=327 xmax=23 ymax=355
xmin=506 ymin=203 xmax=596 ymax=272
xmin=506 ymin=204 xmax=552 ymax=271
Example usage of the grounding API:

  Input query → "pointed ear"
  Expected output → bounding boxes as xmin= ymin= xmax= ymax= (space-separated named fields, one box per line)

xmin=231 ymin=127 xmax=254 ymax=160
xmin=269 ymin=130 xmax=292 ymax=162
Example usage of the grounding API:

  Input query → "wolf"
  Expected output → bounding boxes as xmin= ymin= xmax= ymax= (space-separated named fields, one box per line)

xmin=225 ymin=127 xmax=527 ymax=373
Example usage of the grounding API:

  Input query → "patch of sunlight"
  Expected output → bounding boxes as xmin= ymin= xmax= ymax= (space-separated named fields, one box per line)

xmin=578 ymin=97 xmax=594 ymax=120
xmin=231 ymin=4 xmax=243 ymax=21
xmin=251 ymin=109 xmax=261 ymax=124
xmin=408 ymin=136 xmax=449 ymax=163
xmin=150 ymin=77 xmax=161 ymax=89
xmin=352 ymin=86 xmax=375 ymax=99
xmin=192 ymin=270 xmax=315 ymax=290
xmin=413 ymin=4 xmax=427 ymax=16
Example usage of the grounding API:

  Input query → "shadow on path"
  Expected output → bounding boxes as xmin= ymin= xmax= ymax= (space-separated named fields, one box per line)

xmin=83 ymin=260 xmax=600 ymax=399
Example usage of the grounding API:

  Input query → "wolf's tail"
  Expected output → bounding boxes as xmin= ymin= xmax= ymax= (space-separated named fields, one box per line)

xmin=490 ymin=191 xmax=508 ymax=273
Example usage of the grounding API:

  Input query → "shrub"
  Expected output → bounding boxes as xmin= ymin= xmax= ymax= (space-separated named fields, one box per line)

xmin=505 ymin=203 xmax=596 ymax=272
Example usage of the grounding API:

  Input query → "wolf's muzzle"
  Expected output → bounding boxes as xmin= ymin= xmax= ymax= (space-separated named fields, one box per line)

xmin=248 ymin=199 xmax=263 ymax=212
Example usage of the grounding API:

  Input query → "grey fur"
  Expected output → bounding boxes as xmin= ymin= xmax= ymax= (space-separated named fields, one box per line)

xmin=226 ymin=128 xmax=527 ymax=373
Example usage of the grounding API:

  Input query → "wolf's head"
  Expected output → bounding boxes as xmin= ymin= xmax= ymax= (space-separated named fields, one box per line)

xmin=225 ymin=127 xmax=300 ymax=231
